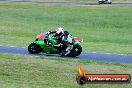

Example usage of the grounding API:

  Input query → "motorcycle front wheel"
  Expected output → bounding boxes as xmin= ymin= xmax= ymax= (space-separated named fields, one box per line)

xmin=28 ymin=43 xmax=42 ymax=54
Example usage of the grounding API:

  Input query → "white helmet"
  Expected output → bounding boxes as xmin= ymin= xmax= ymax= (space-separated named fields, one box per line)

xmin=55 ymin=27 xmax=64 ymax=35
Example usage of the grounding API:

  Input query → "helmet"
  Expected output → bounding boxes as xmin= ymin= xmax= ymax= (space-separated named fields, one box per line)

xmin=55 ymin=27 xmax=64 ymax=35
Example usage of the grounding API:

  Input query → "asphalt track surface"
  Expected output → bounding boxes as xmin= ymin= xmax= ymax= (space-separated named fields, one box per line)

xmin=0 ymin=45 xmax=132 ymax=64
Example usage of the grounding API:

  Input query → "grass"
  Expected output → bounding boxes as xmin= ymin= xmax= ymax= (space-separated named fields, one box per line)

xmin=1 ymin=0 xmax=132 ymax=2
xmin=0 ymin=3 xmax=132 ymax=55
xmin=0 ymin=53 xmax=132 ymax=88
xmin=0 ymin=2 xmax=132 ymax=88
xmin=31 ymin=0 xmax=132 ymax=2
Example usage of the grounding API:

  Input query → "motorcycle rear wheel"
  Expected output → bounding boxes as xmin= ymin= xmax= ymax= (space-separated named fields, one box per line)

xmin=67 ymin=44 xmax=82 ymax=57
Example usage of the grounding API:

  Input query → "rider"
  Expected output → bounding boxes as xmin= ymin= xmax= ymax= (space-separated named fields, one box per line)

xmin=45 ymin=27 xmax=74 ymax=56
xmin=44 ymin=27 xmax=64 ymax=45
xmin=59 ymin=31 xmax=74 ymax=56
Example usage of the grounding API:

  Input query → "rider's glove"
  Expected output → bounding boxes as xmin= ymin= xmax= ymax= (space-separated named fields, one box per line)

xmin=58 ymin=43 xmax=63 ymax=47
xmin=48 ymin=43 xmax=54 ymax=47
xmin=46 ymin=31 xmax=50 ymax=35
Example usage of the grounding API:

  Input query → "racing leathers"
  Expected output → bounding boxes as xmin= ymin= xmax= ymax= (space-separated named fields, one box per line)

xmin=45 ymin=30 xmax=74 ymax=56
xmin=44 ymin=31 xmax=63 ymax=45
xmin=60 ymin=31 xmax=74 ymax=56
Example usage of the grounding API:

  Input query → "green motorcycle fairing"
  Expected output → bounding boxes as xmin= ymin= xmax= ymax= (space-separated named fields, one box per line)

xmin=34 ymin=37 xmax=81 ymax=54
xmin=74 ymin=42 xmax=81 ymax=45
xmin=35 ymin=38 xmax=58 ymax=54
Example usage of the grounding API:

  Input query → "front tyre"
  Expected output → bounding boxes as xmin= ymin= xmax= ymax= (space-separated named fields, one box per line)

xmin=28 ymin=43 xmax=42 ymax=54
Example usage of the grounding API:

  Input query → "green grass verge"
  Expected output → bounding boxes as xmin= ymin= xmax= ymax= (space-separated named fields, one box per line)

xmin=32 ymin=0 xmax=132 ymax=2
xmin=0 ymin=53 xmax=132 ymax=88
xmin=2 ymin=0 xmax=132 ymax=2
xmin=0 ymin=3 xmax=132 ymax=54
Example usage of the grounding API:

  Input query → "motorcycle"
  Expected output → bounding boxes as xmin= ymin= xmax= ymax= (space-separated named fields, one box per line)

xmin=28 ymin=32 xmax=83 ymax=57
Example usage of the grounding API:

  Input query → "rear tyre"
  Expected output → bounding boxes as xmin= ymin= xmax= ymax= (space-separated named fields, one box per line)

xmin=73 ymin=44 xmax=82 ymax=56
xmin=28 ymin=43 xmax=42 ymax=54
xmin=67 ymin=44 xmax=82 ymax=57
xmin=108 ymin=2 xmax=112 ymax=4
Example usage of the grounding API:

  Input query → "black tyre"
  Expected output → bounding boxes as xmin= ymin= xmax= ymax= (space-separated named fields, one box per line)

xmin=68 ymin=44 xmax=82 ymax=57
xmin=73 ymin=44 xmax=82 ymax=56
xmin=98 ymin=1 xmax=101 ymax=4
xmin=108 ymin=2 xmax=112 ymax=4
xmin=28 ymin=43 xmax=42 ymax=54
